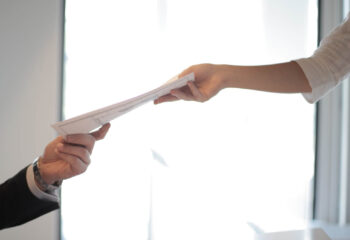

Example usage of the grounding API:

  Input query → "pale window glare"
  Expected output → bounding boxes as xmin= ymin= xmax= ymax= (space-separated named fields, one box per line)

xmin=62 ymin=0 xmax=317 ymax=239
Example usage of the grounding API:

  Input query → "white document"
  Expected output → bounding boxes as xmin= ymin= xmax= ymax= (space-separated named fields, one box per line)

xmin=52 ymin=73 xmax=195 ymax=136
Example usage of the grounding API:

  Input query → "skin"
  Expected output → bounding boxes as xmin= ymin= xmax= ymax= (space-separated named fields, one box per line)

xmin=36 ymin=123 xmax=111 ymax=188
xmin=154 ymin=62 xmax=311 ymax=104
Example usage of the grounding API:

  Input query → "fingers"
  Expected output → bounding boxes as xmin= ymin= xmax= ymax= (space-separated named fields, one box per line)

xmin=91 ymin=123 xmax=111 ymax=140
xmin=55 ymin=151 xmax=89 ymax=177
xmin=170 ymin=89 xmax=194 ymax=101
xmin=40 ymin=124 xmax=110 ymax=182
xmin=56 ymin=143 xmax=91 ymax=165
xmin=65 ymin=134 xmax=96 ymax=154
xmin=187 ymin=81 xmax=205 ymax=101
xmin=154 ymin=94 xmax=179 ymax=104
xmin=154 ymin=65 xmax=198 ymax=104
xmin=154 ymin=83 xmax=200 ymax=104
xmin=64 ymin=123 xmax=111 ymax=153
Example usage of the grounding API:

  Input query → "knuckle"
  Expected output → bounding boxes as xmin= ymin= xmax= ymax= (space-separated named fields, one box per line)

xmin=86 ymin=133 xmax=96 ymax=142
xmin=201 ymin=93 xmax=209 ymax=102
xmin=79 ymin=147 xmax=88 ymax=157
xmin=84 ymin=155 xmax=91 ymax=165
xmin=80 ymin=166 xmax=87 ymax=174
xmin=57 ymin=136 xmax=64 ymax=142
xmin=70 ymin=158 xmax=81 ymax=173
xmin=74 ymin=167 xmax=84 ymax=175
xmin=71 ymin=156 xmax=79 ymax=163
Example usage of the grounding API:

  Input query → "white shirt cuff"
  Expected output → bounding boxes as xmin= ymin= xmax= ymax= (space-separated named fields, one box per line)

xmin=26 ymin=164 xmax=59 ymax=202
xmin=295 ymin=58 xmax=338 ymax=103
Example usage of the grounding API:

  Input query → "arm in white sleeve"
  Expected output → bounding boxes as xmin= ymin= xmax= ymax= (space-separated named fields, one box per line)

xmin=296 ymin=13 xmax=350 ymax=103
xmin=26 ymin=164 xmax=59 ymax=202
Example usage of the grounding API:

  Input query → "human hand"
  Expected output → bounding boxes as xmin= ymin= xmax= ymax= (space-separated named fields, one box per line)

xmin=37 ymin=123 xmax=111 ymax=185
xmin=154 ymin=64 xmax=227 ymax=104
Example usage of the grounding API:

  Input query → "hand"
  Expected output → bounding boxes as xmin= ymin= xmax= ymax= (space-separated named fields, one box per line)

xmin=154 ymin=64 xmax=227 ymax=104
xmin=37 ymin=123 xmax=111 ymax=185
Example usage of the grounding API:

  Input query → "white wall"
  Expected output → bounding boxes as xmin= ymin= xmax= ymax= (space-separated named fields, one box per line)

xmin=0 ymin=0 xmax=63 ymax=239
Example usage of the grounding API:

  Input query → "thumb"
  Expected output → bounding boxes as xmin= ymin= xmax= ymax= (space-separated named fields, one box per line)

xmin=179 ymin=66 xmax=194 ymax=78
xmin=91 ymin=123 xmax=111 ymax=140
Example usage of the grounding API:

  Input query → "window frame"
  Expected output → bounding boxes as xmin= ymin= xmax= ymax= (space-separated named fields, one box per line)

xmin=313 ymin=0 xmax=350 ymax=224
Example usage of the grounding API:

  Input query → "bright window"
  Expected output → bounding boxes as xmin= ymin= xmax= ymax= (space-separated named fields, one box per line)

xmin=62 ymin=1 xmax=317 ymax=239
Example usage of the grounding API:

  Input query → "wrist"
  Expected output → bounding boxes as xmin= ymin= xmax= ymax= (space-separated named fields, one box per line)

xmin=37 ymin=157 xmax=55 ymax=185
xmin=33 ymin=157 xmax=62 ymax=192
xmin=34 ymin=176 xmax=47 ymax=192
xmin=217 ymin=64 xmax=237 ymax=89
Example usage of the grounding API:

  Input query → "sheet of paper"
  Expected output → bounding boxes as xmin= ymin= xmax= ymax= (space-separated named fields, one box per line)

xmin=52 ymin=72 xmax=195 ymax=136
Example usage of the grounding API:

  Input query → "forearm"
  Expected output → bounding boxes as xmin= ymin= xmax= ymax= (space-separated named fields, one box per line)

xmin=0 ymin=167 xmax=59 ymax=230
xmin=220 ymin=61 xmax=312 ymax=93
xmin=155 ymin=62 xmax=313 ymax=104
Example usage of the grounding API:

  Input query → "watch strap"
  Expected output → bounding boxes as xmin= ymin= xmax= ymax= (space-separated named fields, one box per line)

xmin=33 ymin=157 xmax=62 ymax=193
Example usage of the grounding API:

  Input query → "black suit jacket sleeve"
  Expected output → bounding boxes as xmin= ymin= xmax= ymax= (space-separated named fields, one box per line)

xmin=0 ymin=166 xmax=59 ymax=230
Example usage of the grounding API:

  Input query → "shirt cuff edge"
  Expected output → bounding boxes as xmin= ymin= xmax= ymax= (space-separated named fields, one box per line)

xmin=26 ymin=164 xmax=59 ymax=202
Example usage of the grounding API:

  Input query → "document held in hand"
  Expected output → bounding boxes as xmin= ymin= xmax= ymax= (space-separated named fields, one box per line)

xmin=52 ymin=73 xmax=195 ymax=136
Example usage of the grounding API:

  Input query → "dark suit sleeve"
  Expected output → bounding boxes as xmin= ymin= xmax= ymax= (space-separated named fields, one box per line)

xmin=0 ymin=166 xmax=59 ymax=230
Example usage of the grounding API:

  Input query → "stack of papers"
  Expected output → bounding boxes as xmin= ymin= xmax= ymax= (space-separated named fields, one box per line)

xmin=52 ymin=73 xmax=195 ymax=136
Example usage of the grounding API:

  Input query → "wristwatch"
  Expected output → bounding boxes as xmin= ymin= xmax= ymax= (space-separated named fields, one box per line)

xmin=33 ymin=157 xmax=62 ymax=192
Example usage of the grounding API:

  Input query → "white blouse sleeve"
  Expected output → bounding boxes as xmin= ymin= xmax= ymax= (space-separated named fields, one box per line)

xmin=295 ymin=13 xmax=350 ymax=103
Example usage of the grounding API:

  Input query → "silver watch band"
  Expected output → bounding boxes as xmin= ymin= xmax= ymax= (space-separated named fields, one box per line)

xmin=33 ymin=157 xmax=62 ymax=192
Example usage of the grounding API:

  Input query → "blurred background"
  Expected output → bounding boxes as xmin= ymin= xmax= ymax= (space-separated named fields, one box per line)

xmin=1 ymin=0 xmax=350 ymax=239
xmin=62 ymin=1 xmax=316 ymax=239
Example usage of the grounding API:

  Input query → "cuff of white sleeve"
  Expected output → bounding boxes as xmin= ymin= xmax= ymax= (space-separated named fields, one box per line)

xmin=26 ymin=164 xmax=59 ymax=202
xmin=295 ymin=58 xmax=338 ymax=103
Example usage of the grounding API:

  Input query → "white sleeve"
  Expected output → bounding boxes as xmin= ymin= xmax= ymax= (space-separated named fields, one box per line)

xmin=295 ymin=13 xmax=350 ymax=103
xmin=26 ymin=164 xmax=59 ymax=202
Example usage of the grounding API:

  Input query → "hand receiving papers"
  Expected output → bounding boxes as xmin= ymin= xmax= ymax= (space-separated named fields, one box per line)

xmin=52 ymin=73 xmax=195 ymax=136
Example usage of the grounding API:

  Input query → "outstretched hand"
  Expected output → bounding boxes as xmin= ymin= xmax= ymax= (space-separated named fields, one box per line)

xmin=154 ymin=64 xmax=227 ymax=104
xmin=38 ymin=123 xmax=111 ymax=185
